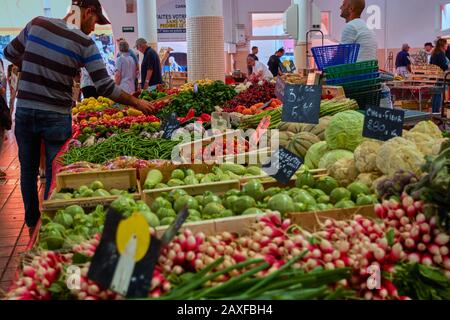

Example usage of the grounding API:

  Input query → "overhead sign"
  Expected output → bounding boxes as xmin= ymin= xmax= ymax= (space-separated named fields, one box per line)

xmin=157 ymin=0 xmax=186 ymax=42
xmin=122 ymin=26 xmax=135 ymax=33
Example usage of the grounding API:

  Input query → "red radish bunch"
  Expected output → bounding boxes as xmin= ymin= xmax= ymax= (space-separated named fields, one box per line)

xmin=6 ymin=251 xmax=66 ymax=300
xmin=375 ymin=194 xmax=450 ymax=273
xmin=72 ymin=233 xmax=101 ymax=257
xmin=68 ymin=263 xmax=119 ymax=301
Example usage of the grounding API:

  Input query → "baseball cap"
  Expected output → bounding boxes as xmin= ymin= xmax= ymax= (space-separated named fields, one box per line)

xmin=72 ymin=0 xmax=110 ymax=25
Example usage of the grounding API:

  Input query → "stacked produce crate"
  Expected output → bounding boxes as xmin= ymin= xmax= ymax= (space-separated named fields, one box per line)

xmin=324 ymin=60 xmax=381 ymax=109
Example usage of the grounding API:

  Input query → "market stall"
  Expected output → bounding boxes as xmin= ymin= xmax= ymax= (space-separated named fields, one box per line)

xmin=387 ymin=64 xmax=446 ymax=112
xmin=3 ymin=53 xmax=450 ymax=301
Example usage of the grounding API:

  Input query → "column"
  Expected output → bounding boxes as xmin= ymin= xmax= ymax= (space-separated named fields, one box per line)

xmin=186 ymin=0 xmax=225 ymax=82
xmin=137 ymin=0 xmax=158 ymax=50
xmin=43 ymin=0 xmax=51 ymax=17
xmin=292 ymin=0 xmax=309 ymax=71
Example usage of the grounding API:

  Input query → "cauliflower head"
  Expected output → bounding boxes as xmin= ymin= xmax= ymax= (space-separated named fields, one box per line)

xmin=328 ymin=158 xmax=359 ymax=187
xmin=410 ymin=121 xmax=443 ymax=139
xmin=356 ymin=172 xmax=382 ymax=190
xmin=404 ymin=131 xmax=435 ymax=156
xmin=354 ymin=140 xmax=383 ymax=173
xmin=376 ymin=141 xmax=425 ymax=176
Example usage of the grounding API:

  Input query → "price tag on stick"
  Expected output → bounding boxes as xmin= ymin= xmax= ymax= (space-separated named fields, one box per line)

xmin=162 ymin=112 xmax=181 ymax=139
xmin=160 ymin=207 xmax=190 ymax=246
xmin=88 ymin=208 xmax=161 ymax=298
xmin=88 ymin=206 xmax=190 ymax=298
xmin=362 ymin=106 xmax=405 ymax=142
xmin=262 ymin=147 xmax=303 ymax=185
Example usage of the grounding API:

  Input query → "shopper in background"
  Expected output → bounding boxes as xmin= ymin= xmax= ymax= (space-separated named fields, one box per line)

xmin=247 ymin=46 xmax=259 ymax=75
xmin=446 ymin=43 xmax=450 ymax=62
xmin=395 ymin=44 xmax=412 ymax=77
xmin=430 ymin=38 xmax=450 ymax=72
xmin=3 ymin=0 xmax=155 ymax=230
xmin=430 ymin=38 xmax=449 ymax=114
xmin=0 ymin=59 xmax=9 ymax=179
xmin=80 ymin=67 xmax=98 ymax=99
xmin=268 ymin=48 xmax=285 ymax=77
xmin=340 ymin=0 xmax=378 ymax=62
xmin=115 ymin=41 xmax=137 ymax=94
xmin=0 ymin=59 xmax=6 ymax=101
xmin=247 ymin=56 xmax=273 ymax=81
xmin=116 ymin=38 xmax=139 ymax=92
xmin=0 ymin=92 xmax=11 ymax=179
xmin=116 ymin=37 xmax=139 ymax=65
xmin=135 ymin=38 xmax=163 ymax=90
xmin=7 ymin=64 xmax=19 ymax=115
xmin=416 ymin=42 xmax=434 ymax=64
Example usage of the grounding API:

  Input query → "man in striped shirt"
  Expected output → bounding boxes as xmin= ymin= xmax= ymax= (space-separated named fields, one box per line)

xmin=4 ymin=0 xmax=155 ymax=230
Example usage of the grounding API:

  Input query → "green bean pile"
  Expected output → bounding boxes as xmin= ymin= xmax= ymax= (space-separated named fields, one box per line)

xmin=61 ymin=132 xmax=179 ymax=165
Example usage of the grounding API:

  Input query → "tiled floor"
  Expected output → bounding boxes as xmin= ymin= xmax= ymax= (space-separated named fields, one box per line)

xmin=0 ymin=129 xmax=44 ymax=295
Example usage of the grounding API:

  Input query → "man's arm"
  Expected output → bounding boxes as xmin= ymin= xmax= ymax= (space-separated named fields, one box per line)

xmin=115 ymin=58 xmax=122 ymax=85
xmin=143 ymin=69 xmax=153 ymax=90
xmin=4 ymin=20 xmax=33 ymax=68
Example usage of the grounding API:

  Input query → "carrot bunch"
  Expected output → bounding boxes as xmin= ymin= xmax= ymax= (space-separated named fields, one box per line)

xmin=235 ymin=99 xmax=282 ymax=116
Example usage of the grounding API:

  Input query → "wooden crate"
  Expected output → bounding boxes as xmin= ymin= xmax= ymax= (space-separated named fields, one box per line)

xmin=143 ymin=180 xmax=241 ymax=205
xmin=287 ymin=205 xmax=376 ymax=231
xmin=43 ymin=169 xmax=140 ymax=211
xmin=239 ymin=168 xmax=327 ymax=189
xmin=154 ymin=213 xmax=272 ymax=238
xmin=216 ymin=148 xmax=272 ymax=166
xmin=322 ymin=86 xmax=346 ymax=99
xmin=139 ymin=164 xmax=215 ymax=190
xmin=411 ymin=64 xmax=444 ymax=76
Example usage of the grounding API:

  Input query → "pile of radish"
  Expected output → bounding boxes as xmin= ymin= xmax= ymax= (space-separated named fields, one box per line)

xmin=5 ymin=234 xmax=171 ymax=300
xmin=375 ymin=194 xmax=449 ymax=274
xmin=4 ymin=194 xmax=449 ymax=300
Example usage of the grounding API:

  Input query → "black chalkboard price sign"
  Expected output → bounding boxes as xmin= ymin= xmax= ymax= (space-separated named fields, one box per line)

xmin=161 ymin=113 xmax=181 ymax=139
xmin=262 ymin=147 xmax=303 ymax=185
xmin=276 ymin=79 xmax=322 ymax=125
xmin=363 ymin=106 xmax=405 ymax=142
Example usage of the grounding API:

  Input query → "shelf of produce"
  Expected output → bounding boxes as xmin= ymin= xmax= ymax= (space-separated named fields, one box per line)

xmin=42 ymin=169 xmax=141 ymax=212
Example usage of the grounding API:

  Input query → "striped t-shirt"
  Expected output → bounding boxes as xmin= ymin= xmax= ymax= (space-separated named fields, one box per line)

xmin=341 ymin=18 xmax=378 ymax=62
xmin=4 ymin=16 xmax=121 ymax=114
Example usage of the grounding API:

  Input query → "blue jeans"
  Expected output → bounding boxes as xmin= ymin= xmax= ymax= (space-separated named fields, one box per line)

xmin=15 ymin=108 xmax=72 ymax=227
xmin=432 ymin=93 xmax=443 ymax=113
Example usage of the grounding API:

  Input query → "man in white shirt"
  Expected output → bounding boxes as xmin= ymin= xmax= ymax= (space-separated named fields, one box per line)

xmin=247 ymin=56 xmax=273 ymax=81
xmin=340 ymin=0 xmax=378 ymax=62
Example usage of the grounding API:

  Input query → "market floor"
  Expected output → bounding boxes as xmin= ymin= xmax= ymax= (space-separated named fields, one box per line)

xmin=0 ymin=129 xmax=45 ymax=295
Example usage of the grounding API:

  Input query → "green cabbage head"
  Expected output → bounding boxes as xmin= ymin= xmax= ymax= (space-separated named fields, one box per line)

xmin=325 ymin=111 xmax=365 ymax=151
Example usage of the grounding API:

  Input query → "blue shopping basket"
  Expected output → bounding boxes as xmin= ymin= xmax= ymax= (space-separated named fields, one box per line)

xmin=312 ymin=44 xmax=360 ymax=71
